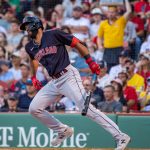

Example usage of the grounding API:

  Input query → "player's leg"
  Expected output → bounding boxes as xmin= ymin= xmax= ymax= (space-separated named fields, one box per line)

xmin=29 ymin=81 xmax=70 ymax=134
xmin=59 ymin=65 xmax=130 ymax=149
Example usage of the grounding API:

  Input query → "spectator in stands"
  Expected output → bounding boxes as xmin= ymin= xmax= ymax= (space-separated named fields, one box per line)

xmin=18 ymin=79 xmax=37 ymax=111
xmin=97 ymin=60 xmax=112 ymax=89
xmin=111 ymin=78 xmax=127 ymax=112
xmin=0 ymin=32 xmax=12 ymax=56
xmin=0 ymin=60 xmax=14 ymax=85
xmin=82 ymin=1 xmax=91 ymax=18
xmin=97 ymin=0 xmax=131 ymax=70
xmin=63 ymin=0 xmax=81 ymax=18
xmin=109 ymin=50 xmax=130 ymax=79
xmin=73 ymin=54 xmax=91 ymax=77
xmin=139 ymin=76 xmax=150 ymax=111
xmin=0 ymin=8 xmax=15 ymax=31
xmin=83 ymin=77 xmax=104 ymax=108
xmin=134 ymin=0 xmax=149 ymax=15
xmin=54 ymin=4 xmax=65 ymax=28
xmin=0 ymin=32 xmax=7 ymax=48
xmin=130 ymin=5 xmax=144 ymax=60
xmin=45 ymin=9 xmax=59 ymax=30
xmin=124 ymin=20 xmax=137 ymax=51
xmin=140 ymin=35 xmax=150 ymax=54
xmin=14 ymin=62 xmax=30 ymax=97
xmin=0 ymin=95 xmax=19 ymax=112
xmin=118 ymin=71 xmax=138 ymax=112
xmin=7 ymin=20 xmax=24 ymax=49
xmin=90 ymin=8 xmax=103 ymax=39
xmin=97 ymin=85 xmax=123 ymax=113
xmin=16 ymin=35 xmax=30 ymax=62
xmin=9 ymin=51 xmax=22 ymax=81
xmin=137 ymin=53 xmax=150 ymax=88
xmin=0 ymin=85 xmax=6 ymax=109
xmin=0 ymin=46 xmax=6 ymax=61
xmin=85 ymin=39 xmax=103 ymax=62
xmin=63 ymin=6 xmax=90 ymax=41
xmin=59 ymin=96 xmax=77 ymax=112
xmin=125 ymin=59 xmax=145 ymax=94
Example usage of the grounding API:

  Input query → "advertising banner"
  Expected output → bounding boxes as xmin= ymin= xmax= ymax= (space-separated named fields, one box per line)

xmin=0 ymin=113 xmax=116 ymax=148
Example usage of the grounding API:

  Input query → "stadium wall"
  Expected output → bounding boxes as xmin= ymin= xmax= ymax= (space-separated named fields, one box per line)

xmin=0 ymin=113 xmax=149 ymax=149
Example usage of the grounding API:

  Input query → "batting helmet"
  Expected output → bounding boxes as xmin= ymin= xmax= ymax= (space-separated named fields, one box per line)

xmin=20 ymin=16 xmax=43 ymax=31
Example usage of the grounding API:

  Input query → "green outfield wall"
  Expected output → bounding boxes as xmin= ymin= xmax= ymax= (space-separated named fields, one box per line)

xmin=0 ymin=113 xmax=149 ymax=148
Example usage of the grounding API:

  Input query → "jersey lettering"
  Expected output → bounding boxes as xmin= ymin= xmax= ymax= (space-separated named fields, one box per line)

xmin=35 ymin=46 xmax=57 ymax=61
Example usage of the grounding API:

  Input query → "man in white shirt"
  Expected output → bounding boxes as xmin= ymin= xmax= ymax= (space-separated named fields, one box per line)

xmin=9 ymin=51 xmax=22 ymax=80
xmin=109 ymin=51 xmax=130 ymax=79
xmin=90 ymin=8 xmax=103 ymax=38
xmin=97 ymin=60 xmax=112 ymax=89
xmin=63 ymin=6 xmax=90 ymax=41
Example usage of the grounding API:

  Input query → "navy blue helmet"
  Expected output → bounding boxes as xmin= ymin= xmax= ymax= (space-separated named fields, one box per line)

xmin=20 ymin=16 xmax=43 ymax=31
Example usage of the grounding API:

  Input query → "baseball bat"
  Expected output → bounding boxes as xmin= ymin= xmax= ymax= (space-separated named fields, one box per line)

xmin=81 ymin=74 xmax=97 ymax=116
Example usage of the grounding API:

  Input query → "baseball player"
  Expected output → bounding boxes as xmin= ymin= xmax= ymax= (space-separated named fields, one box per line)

xmin=20 ymin=16 xmax=130 ymax=150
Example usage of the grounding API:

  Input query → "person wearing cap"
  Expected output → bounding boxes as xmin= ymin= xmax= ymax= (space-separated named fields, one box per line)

xmin=109 ymin=50 xmax=130 ymax=79
xmin=0 ymin=60 xmax=14 ymax=83
xmin=111 ymin=78 xmax=128 ymax=112
xmin=9 ymin=51 xmax=22 ymax=80
xmin=118 ymin=71 xmax=138 ymax=111
xmin=125 ymin=59 xmax=145 ymax=94
xmin=97 ymin=0 xmax=131 ymax=70
xmin=97 ymin=85 xmax=123 ymax=113
xmin=90 ymin=8 xmax=103 ymax=38
xmin=14 ymin=62 xmax=30 ymax=97
xmin=0 ymin=94 xmax=19 ymax=112
xmin=63 ymin=6 xmax=90 ymax=41
xmin=63 ymin=0 xmax=81 ymax=18
xmin=18 ymin=79 xmax=37 ymax=111
xmin=97 ymin=60 xmax=113 ymax=89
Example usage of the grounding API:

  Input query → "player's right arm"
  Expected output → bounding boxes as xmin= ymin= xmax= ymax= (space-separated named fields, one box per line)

xmin=29 ymin=58 xmax=42 ymax=90
xmin=29 ymin=58 xmax=39 ymax=76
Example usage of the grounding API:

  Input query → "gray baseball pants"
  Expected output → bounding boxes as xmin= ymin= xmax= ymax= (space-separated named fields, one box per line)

xmin=29 ymin=65 xmax=123 ymax=140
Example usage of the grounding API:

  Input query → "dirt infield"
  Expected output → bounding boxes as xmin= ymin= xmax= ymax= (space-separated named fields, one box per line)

xmin=0 ymin=148 xmax=150 ymax=150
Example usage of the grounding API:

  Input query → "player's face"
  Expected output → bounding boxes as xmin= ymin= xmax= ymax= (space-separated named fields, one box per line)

xmin=25 ymin=24 xmax=38 ymax=39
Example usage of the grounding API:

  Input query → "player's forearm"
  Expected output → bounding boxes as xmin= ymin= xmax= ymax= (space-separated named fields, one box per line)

xmin=75 ymin=42 xmax=90 ymax=57
xmin=30 ymin=59 xmax=39 ymax=76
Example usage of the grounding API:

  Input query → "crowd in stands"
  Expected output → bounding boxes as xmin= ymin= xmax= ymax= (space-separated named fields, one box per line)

xmin=0 ymin=0 xmax=150 ymax=113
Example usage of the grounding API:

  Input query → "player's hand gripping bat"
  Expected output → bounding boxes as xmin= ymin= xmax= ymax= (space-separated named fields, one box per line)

xmin=82 ymin=74 xmax=97 ymax=116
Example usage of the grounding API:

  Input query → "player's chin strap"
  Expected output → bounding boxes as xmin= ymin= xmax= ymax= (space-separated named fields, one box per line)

xmin=81 ymin=74 xmax=97 ymax=116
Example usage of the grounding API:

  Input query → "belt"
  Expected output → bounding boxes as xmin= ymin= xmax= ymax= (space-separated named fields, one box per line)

xmin=52 ymin=69 xmax=68 ymax=79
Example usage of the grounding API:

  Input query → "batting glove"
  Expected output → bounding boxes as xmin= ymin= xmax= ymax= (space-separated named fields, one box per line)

xmin=85 ymin=55 xmax=100 ymax=75
xmin=31 ymin=75 xmax=43 ymax=90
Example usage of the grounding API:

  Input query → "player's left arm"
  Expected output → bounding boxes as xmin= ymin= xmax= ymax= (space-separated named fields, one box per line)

xmin=75 ymin=42 xmax=100 ymax=75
